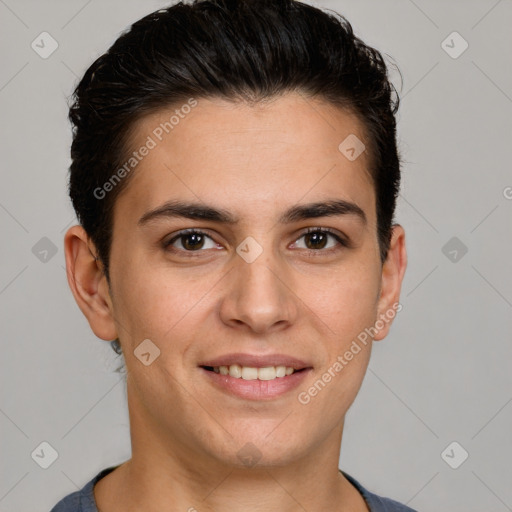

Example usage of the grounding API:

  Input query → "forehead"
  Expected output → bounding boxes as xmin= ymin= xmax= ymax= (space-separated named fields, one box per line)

xmin=114 ymin=93 xmax=375 ymax=227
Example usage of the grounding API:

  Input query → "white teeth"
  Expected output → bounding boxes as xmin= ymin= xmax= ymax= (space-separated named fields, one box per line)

xmin=275 ymin=366 xmax=286 ymax=378
xmin=229 ymin=364 xmax=242 ymax=378
xmin=214 ymin=364 xmax=297 ymax=380
xmin=257 ymin=366 xmax=276 ymax=380
xmin=241 ymin=366 xmax=258 ymax=380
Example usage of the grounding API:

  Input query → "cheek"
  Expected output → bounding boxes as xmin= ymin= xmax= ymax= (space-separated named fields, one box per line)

xmin=112 ymin=257 xmax=217 ymax=352
xmin=298 ymin=262 xmax=381 ymax=338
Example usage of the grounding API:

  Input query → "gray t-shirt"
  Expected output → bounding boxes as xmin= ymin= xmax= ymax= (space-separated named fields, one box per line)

xmin=50 ymin=466 xmax=418 ymax=511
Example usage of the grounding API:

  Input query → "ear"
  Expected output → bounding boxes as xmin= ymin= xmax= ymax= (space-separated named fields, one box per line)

xmin=64 ymin=225 xmax=118 ymax=341
xmin=373 ymin=224 xmax=407 ymax=341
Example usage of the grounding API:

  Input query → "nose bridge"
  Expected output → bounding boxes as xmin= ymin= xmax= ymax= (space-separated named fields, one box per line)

xmin=220 ymin=234 xmax=298 ymax=333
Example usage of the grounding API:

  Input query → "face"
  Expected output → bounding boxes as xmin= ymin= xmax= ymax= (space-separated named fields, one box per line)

xmin=66 ymin=92 xmax=406 ymax=470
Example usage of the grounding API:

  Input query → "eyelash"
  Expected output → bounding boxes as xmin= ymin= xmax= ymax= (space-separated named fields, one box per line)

xmin=162 ymin=227 xmax=348 ymax=256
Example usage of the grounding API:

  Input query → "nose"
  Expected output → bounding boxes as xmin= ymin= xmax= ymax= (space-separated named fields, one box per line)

xmin=219 ymin=244 xmax=299 ymax=335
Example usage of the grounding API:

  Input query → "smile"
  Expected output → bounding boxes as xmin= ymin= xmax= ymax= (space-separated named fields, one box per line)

xmin=200 ymin=366 xmax=311 ymax=400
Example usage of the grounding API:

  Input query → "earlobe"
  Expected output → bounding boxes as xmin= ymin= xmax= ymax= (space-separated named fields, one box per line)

xmin=64 ymin=225 xmax=118 ymax=341
xmin=373 ymin=224 xmax=407 ymax=341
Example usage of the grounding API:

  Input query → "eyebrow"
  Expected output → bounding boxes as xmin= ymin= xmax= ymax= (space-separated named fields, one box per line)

xmin=138 ymin=198 xmax=367 ymax=226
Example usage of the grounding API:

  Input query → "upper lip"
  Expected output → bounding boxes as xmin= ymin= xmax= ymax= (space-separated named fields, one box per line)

xmin=200 ymin=353 xmax=311 ymax=370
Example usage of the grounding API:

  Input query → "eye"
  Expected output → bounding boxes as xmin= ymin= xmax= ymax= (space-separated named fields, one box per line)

xmin=163 ymin=229 xmax=220 ymax=253
xmin=292 ymin=228 xmax=347 ymax=253
xmin=162 ymin=227 xmax=348 ymax=256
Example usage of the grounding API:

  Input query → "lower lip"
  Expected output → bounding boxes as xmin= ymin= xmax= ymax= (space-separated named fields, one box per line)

xmin=200 ymin=367 xmax=312 ymax=400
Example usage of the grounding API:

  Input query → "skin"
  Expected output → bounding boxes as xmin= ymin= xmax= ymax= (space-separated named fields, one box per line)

xmin=64 ymin=92 xmax=407 ymax=512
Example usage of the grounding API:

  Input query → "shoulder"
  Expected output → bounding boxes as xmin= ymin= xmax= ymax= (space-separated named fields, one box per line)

xmin=342 ymin=471 xmax=418 ymax=512
xmin=50 ymin=490 xmax=82 ymax=512
xmin=49 ymin=466 xmax=119 ymax=512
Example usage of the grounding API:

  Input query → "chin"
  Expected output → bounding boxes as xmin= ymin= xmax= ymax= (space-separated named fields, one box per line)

xmin=209 ymin=431 xmax=308 ymax=469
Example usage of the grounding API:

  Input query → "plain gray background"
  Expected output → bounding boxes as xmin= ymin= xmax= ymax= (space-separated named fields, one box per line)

xmin=1 ymin=0 xmax=511 ymax=510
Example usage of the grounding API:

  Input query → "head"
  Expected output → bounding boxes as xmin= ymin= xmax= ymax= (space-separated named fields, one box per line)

xmin=65 ymin=0 xmax=406 ymax=469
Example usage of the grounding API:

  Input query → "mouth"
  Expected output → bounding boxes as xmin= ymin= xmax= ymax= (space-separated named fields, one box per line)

xmin=199 ymin=354 xmax=313 ymax=400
